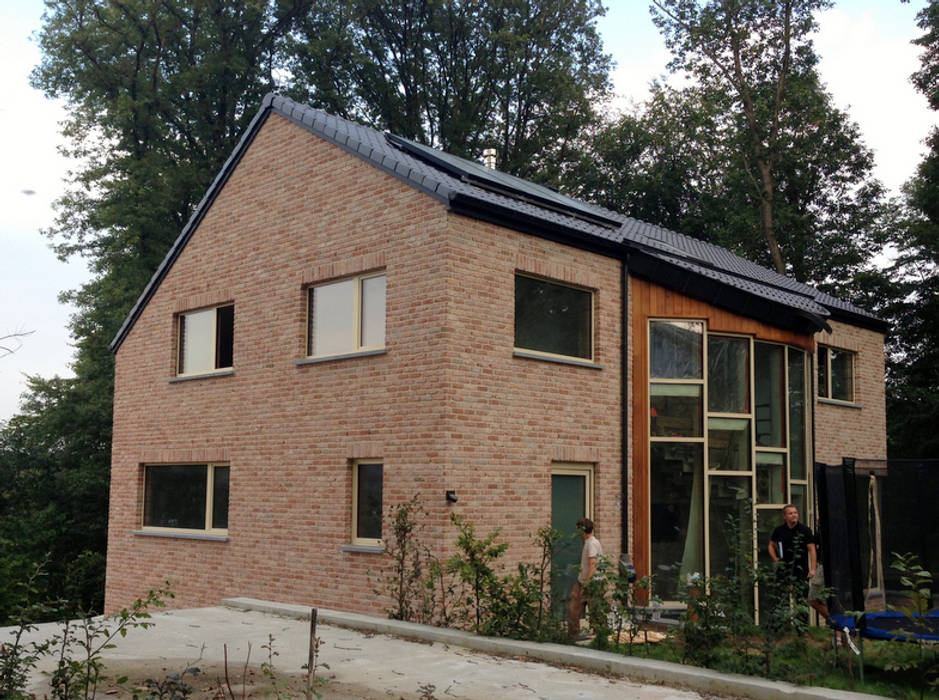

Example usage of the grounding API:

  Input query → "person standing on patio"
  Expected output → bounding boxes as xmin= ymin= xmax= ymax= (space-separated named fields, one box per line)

xmin=568 ymin=517 xmax=603 ymax=639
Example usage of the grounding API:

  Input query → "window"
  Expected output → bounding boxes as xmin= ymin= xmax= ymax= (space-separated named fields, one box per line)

xmin=514 ymin=274 xmax=593 ymax=360
xmin=352 ymin=461 xmax=383 ymax=546
xmin=308 ymin=273 xmax=386 ymax=357
xmin=648 ymin=319 xmax=811 ymax=605
xmin=177 ymin=305 xmax=234 ymax=375
xmin=817 ymin=345 xmax=855 ymax=402
xmin=143 ymin=464 xmax=229 ymax=533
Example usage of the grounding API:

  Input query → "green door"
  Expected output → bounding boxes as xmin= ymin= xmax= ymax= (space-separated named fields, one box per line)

xmin=552 ymin=472 xmax=588 ymax=608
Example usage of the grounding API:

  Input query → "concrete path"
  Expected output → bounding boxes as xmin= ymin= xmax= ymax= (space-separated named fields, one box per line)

xmin=5 ymin=598 xmax=881 ymax=699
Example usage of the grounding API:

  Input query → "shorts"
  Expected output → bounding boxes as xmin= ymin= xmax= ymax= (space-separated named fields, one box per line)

xmin=808 ymin=564 xmax=825 ymax=601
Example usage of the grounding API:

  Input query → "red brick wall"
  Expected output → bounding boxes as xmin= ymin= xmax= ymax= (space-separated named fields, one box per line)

xmin=814 ymin=321 xmax=887 ymax=464
xmin=106 ymin=113 xmax=624 ymax=614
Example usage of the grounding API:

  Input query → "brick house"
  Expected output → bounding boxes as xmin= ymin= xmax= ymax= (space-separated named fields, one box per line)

xmin=105 ymin=94 xmax=887 ymax=613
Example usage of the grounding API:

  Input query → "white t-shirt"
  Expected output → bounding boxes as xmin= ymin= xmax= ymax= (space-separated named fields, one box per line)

xmin=578 ymin=535 xmax=603 ymax=585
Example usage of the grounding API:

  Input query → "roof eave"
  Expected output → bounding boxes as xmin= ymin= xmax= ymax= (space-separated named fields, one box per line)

xmin=626 ymin=250 xmax=831 ymax=336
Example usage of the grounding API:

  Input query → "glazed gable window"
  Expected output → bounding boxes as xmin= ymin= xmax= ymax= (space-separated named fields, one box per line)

xmin=817 ymin=345 xmax=855 ymax=402
xmin=514 ymin=274 xmax=593 ymax=360
xmin=143 ymin=464 xmax=229 ymax=533
xmin=177 ymin=305 xmax=234 ymax=375
xmin=308 ymin=273 xmax=386 ymax=357
xmin=353 ymin=461 xmax=383 ymax=546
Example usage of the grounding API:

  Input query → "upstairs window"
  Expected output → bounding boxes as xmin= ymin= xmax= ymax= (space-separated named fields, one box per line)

xmin=178 ymin=305 xmax=234 ymax=375
xmin=818 ymin=345 xmax=855 ymax=402
xmin=308 ymin=273 xmax=386 ymax=357
xmin=143 ymin=464 xmax=229 ymax=533
xmin=514 ymin=274 xmax=593 ymax=360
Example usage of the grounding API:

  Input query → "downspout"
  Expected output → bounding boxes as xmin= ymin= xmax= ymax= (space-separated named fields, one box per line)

xmin=620 ymin=257 xmax=635 ymax=580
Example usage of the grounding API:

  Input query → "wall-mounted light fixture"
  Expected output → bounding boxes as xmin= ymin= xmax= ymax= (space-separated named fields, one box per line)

xmin=445 ymin=490 xmax=458 ymax=503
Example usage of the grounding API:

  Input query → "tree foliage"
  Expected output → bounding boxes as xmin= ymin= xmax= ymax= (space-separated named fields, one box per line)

xmin=4 ymin=0 xmax=615 ymax=616
xmin=880 ymin=0 xmax=939 ymax=458
xmin=601 ymin=0 xmax=888 ymax=292
xmin=285 ymin=0 xmax=611 ymax=181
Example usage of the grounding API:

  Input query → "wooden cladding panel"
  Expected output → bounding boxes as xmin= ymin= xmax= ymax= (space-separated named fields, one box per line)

xmin=630 ymin=277 xmax=815 ymax=581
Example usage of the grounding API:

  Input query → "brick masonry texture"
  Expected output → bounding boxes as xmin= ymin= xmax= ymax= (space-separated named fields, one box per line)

xmin=106 ymin=114 xmax=623 ymax=614
xmin=813 ymin=321 xmax=887 ymax=464
xmin=107 ymin=112 xmax=886 ymax=615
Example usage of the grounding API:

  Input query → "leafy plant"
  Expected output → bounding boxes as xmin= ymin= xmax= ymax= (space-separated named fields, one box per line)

xmin=481 ymin=527 xmax=565 ymax=642
xmin=47 ymin=583 xmax=172 ymax=700
xmin=884 ymin=552 xmax=938 ymax=699
xmin=446 ymin=514 xmax=508 ymax=632
xmin=380 ymin=496 xmax=428 ymax=623
xmin=0 ymin=556 xmax=57 ymax=699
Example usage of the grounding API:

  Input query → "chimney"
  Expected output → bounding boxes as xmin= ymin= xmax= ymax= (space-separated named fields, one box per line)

xmin=482 ymin=148 xmax=497 ymax=169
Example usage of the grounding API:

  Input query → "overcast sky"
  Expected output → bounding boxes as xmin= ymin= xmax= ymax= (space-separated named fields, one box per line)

xmin=0 ymin=1 xmax=935 ymax=422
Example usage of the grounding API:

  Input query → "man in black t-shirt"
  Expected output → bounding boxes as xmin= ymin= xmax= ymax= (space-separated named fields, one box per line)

xmin=768 ymin=504 xmax=817 ymax=598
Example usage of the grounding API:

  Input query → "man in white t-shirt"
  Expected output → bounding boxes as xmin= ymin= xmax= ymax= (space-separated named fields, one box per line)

xmin=567 ymin=517 xmax=603 ymax=638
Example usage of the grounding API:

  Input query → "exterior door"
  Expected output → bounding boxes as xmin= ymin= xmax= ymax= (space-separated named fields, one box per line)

xmin=551 ymin=464 xmax=594 ymax=607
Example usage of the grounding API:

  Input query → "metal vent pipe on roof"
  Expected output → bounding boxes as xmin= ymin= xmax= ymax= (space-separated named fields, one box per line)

xmin=482 ymin=148 xmax=497 ymax=169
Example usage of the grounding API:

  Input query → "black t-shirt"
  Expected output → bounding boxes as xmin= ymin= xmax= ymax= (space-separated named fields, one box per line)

xmin=770 ymin=522 xmax=815 ymax=574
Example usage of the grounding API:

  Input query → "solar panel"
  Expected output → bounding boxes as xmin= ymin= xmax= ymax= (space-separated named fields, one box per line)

xmin=386 ymin=133 xmax=622 ymax=229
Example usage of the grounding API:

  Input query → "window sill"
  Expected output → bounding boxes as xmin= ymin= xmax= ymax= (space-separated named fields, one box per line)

xmin=340 ymin=544 xmax=384 ymax=554
xmin=513 ymin=350 xmax=603 ymax=370
xmin=132 ymin=530 xmax=229 ymax=542
xmin=817 ymin=398 xmax=862 ymax=409
xmin=167 ymin=369 xmax=235 ymax=383
xmin=295 ymin=348 xmax=387 ymax=366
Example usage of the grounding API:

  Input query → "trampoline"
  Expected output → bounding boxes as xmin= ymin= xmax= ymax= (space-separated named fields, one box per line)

xmin=831 ymin=611 xmax=939 ymax=642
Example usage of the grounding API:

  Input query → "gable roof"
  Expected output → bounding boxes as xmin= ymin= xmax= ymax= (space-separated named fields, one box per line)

xmin=109 ymin=93 xmax=887 ymax=353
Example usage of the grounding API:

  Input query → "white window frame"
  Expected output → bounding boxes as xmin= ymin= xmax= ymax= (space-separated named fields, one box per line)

xmin=307 ymin=272 xmax=386 ymax=359
xmin=141 ymin=463 xmax=229 ymax=535
xmin=514 ymin=273 xmax=595 ymax=362
xmin=176 ymin=304 xmax=234 ymax=376
xmin=817 ymin=344 xmax=856 ymax=403
xmin=352 ymin=460 xmax=383 ymax=547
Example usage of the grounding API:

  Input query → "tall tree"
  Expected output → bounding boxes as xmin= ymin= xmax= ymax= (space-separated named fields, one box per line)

xmin=286 ymin=0 xmax=612 ymax=181
xmin=7 ymin=0 xmax=313 ymax=617
xmin=880 ymin=0 xmax=939 ymax=458
xmin=643 ymin=0 xmax=886 ymax=288
xmin=9 ymin=0 xmax=614 ymax=616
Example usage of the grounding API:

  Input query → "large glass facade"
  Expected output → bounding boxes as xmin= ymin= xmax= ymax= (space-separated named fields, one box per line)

xmin=648 ymin=320 xmax=810 ymax=603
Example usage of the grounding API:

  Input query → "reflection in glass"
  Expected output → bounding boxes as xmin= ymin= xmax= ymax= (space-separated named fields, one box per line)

xmin=755 ymin=343 xmax=785 ymax=447
xmin=310 ymin=279 xmax=356 ymax=356
xmin=356 ymin=463 xmax=383 ymax=541
xmin=708 ymin=336 xmax=749 ymax=413
xmin=708 ymin=418 xmax=751 ymax=471
xmin=831 ymin=349 xmax=854 ymax=402
xmin=788 ymin=349 xmax=806 ymax=479
xmin=790 ymin=483 xmax=806 ymax=519
xmin=361 ymin=275 xmax=387 ymax=348
xmin=650 ymin=321 xmax=703 ymax=379
xmin=515 ymin=275 xmax=592 ymax=359
xmin=144 ymin=465 xmax=208 ymax=529
xmin=817 ymin=346 xmax=829 ymax=398
xmin=212 ymin=466 xmax=229 ymax=530
xmin=651 ymin=443 xmax=704 ymax=600
xmin=179 ymin=308 xmax=215 ymax=374
xmin=756 ymin=452 xmax=787 ymax=504
xmin=709 ymin=476 xmax=753 ymax=581
xmin=651 ymin=384 xmax=703 ymax=437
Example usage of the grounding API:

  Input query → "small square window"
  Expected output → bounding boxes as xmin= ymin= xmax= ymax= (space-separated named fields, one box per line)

xmin=352 ymin=461 xmax=383 ymax=546
xmin=177 ymin=305 xmax=234 ymax=375
xmin=817 ymin=345 xmax=855 ymax=402
xmin=143 ymin=464 xmax=229 ymax=533
xmin=308 ymin=274 xmax=386 ymax=357
xmin=514 ymin=274 xmax=592 ymax=360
